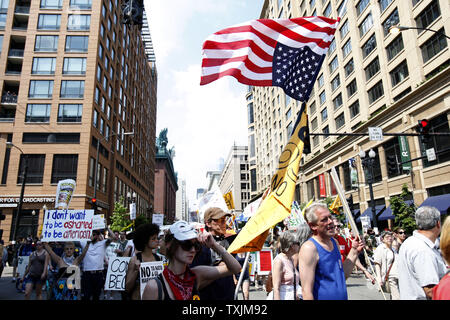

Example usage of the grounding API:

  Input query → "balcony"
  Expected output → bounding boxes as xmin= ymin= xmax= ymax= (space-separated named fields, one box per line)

xmin=1 ymin=91 xmax=18 ymax=104
xmin=0 ymin=106 xmax=16 ymax=122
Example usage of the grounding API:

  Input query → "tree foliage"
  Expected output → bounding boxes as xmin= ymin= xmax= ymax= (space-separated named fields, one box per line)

xmin=389 ymin=184 xmax=416 ymax=234
xmin=110 ymin=196 xmax=131 ymax=232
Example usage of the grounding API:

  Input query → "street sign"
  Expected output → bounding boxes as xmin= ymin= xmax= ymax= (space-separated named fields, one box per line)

xmin=129 ymin=203 xmax=136 ymax=220
xmin=368 ymin=127 xmax=383 ymax=141
xmin=426 ymin=148 xmax=436 ymax=162
xmin=398 ymin=136 xmax=411 ymax=171
xmin=152 ymin=213 xmax=164 ymax=226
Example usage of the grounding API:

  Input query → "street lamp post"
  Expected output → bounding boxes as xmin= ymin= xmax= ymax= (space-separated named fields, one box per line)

xmin=92 ymin=131 xmax=134 ymax=207
xmin=359 ymin=148 xmax=378 ymax=230
xmin=6 ymin=142 xmax=27 ymax=244
xmin=389 ymin=25 xmax=450 ymax=40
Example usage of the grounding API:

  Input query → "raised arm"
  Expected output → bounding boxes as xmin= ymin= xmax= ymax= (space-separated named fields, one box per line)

xmin=43 ymin=243 xmax=63 ymax=267
xmin=343 ymin=237 xmax=364 ymax=279
xmin=74 ymin=242 xmax=90 ymax=266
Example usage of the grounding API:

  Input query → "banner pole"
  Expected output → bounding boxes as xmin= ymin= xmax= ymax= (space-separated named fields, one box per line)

xmin=330 ymin=167 xmax=387 ymax=300
xmin=234 ymin=252 xmax=251 ymax=300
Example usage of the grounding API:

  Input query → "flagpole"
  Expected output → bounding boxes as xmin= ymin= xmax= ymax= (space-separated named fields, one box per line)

xmin=234 ymin=252 xmax=251 ymax=300
xmin=330 ymin=167 xmax=387 ymax=300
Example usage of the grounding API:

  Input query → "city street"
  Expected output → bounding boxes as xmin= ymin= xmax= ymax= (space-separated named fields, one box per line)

xmin=0 ymin=266 xmax=386 ymax=300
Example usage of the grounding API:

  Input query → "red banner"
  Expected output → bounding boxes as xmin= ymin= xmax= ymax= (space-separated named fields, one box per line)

xmin=319 ymin=173 xmax=326 ymax=198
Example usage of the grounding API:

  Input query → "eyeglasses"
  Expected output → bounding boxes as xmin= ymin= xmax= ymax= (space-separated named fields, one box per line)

xmin=178 ymin=240 xmax=202 ymax=252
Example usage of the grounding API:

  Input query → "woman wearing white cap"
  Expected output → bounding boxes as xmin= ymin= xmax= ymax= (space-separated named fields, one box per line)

xmin=142 ymin=220 xmax=241 ymax=300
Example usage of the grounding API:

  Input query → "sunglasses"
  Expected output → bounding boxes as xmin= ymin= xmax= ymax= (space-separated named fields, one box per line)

xmin=178 ymin=240 xmax=202 ymax=252
xmin=397 ymin=231 xmax=405 ymax=234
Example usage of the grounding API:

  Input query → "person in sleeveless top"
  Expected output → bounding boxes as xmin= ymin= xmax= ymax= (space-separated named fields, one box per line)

xmin=267 ymin=230 xmax=301 ymax=300
xmin=44 ymin=241 xmax=90 ymax=300
xmin=142 ymin=220 xmax=241 ymax=300
xmin=21 ymin=241 xmax=50 ymax=300
xmin=125 ymin=223 xmax=162 ymax=300
xmin=298 ymin=203 xmax=363 ymax=300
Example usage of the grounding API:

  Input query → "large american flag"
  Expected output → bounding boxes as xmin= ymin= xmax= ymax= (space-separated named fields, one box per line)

xmin=200 ymin=16 xmax=339 ymax=101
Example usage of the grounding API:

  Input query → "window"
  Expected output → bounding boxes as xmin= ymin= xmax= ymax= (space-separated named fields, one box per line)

xmin=390 ymin=60 xmax=409 ymax=86
xmin=32 ymin=57 xmax=56 ymax=75
xmin=58 ymin=104 xmax=82 ymax=122
xmin=285 ymin=108 xmax=292 ymax=120
xmin=379 ymin=0 xmax=393 ymax=12
xmin=386 ymin=35 xmax=404 ymax=60
xmin=35 ymin=35 xmax=58 ymax=52
xmin=29 ymin=80 xmax=53 ymax=98
xmin=89 ymin=157 xmax=95 ymax=187
xmin=328 ymin=38 xmax=336 ymax=54
xmin=93 ymin=109 xmax=98 ymax=128
xmin=362 ymin=34 xmax=377 ymax=58
xmin=67 ymin=14 xmax=90 ymax=30
xmin=349 ymin=100 xmax=360 ymax=118
xmin=365 ymin=57 xmax=380 ymax=81
xmin=368 ymin=80 xmax=384 ymax=103
xmin=331 ymin=75 xmax=340 ymax=91
xmin=344 ymin=58 xmax=354 ymax=77
xmin=310 ymin=102 xmax=316 ymax=114
xmin=40 ymin=0 xmax=63 ymax=9
xmin=383 ymin=138 xmax=403 ymax=178
xmin=321 ymin=107 xmax=328 ymax=121
xmin=415 ymin=0 xmax=441 ymax=32
xmin=63 ymin=57 xmax=86 ymax=75
xmin=18 ymin=155 xmax=45 ymax=184
xmin=37 ymin=14 xmax=61 ymax=30
xmin=51 ymin=155 xmax=78 ymax=183
xmin=317 ymin=74 xmax=324 ymax=88
xmin=382 ymin=8 xmax=399 ymax=36
xmin=0 ymin=0 xmax=8 ymax=12
xmin=359 ymin=13 xmax=373 ymax=38
xmin=333 ymin=93 xmax=343 ymax=110
xmin=356 ymin=0 xmax=369 ymax=16
xmin=322 ymin=125 xmax=329 ymax=138
xmin=421 ymin=28 xmax=447 ymax=63
xmin=65 ymin=35 xmax=89 ymax=52
xmin=335 ymin=113 xmax=345 ymax=129
xmin=0 ymin=35 xmax=2 ymax=52
xmin=347 ymin=79 xmax=357 ymax=97
xmin=319 ymin=91 xmax=326 ymax=105
xmin=323 ymin=3 xmax=331 ymax=17
xmin=337 ymin=0 xmax=347 ymax=16
xmin=70 ymin=0 xmax=92 ymax=10
xmin=0 ymin=13 xmax=5 ymax=29
xmin=60 ymin=80 xmax=85 ymax=98
xmin=311 ymin=117 xmax=318 ymax=131
xmin=25 ymin=104 xmax=51 ymax=122
xmin=342 ymin=39 xmax=352 ymax=58
xmin=329 ymin=56 xmax=338 ymax=73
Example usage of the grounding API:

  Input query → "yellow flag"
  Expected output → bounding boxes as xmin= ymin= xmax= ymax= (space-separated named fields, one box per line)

xmin=228 ymin=106 xmax=309 ymax=253
xmin=223 ymin=191 xmax=235 ymax=210
xmin=329 ymin=195 xmax=342 ymax=215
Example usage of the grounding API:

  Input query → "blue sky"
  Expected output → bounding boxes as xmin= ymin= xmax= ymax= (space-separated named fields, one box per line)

xmin=144 ymin=1 xmax=264 ymax=204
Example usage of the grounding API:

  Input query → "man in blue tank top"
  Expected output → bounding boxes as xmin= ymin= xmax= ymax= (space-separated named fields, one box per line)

xmin=298 ymin=203 xmax=363 ymax=300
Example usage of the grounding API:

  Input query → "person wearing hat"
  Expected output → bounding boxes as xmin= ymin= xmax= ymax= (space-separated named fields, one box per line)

xmin=142 ymin=220 xmax=241 ymax=300
xmin=189 ymin=207 xmax=238 ymax=300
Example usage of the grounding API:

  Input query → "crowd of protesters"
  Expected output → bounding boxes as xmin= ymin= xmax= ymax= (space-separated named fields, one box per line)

xmin=0 ymin=204 xmax=448 ymax=300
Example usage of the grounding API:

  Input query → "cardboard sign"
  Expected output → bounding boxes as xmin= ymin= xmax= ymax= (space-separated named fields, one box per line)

xmin=41 ymin=209 xmax=94 ymax=242
xmin=17 ymin=256 xmax=29 ymax=277
xmin=139 ymin=261 xmax=164 ymax=298
xmin=104 ymin=257 xmax=131 ymax=291
xmin=152 ymin=213 xmax=164 ymax=227
xmin=257 ymin=249 xmax=273 ymax=276
xmin=92 ymin=214 xmax=105 ymax=230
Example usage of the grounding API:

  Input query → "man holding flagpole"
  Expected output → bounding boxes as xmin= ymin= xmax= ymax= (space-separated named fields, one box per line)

xmin=299 ymin=203 xmax=364 ymax=300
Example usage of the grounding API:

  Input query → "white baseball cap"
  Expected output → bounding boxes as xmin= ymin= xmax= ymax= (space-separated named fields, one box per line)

xmin=170 ymin=221 xmax=198 ymax=241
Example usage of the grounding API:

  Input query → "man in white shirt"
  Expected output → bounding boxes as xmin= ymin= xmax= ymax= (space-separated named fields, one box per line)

xmin=80 ymin=228 xmax=117 ymax=300
xmin=397 ymin=206 xmax=447 ymax=300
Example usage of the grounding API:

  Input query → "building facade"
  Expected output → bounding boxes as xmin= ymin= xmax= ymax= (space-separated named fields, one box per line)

xmin=0 ymin=0 xmax=157 ymax=243
xmin=248 ymin=0 xmax=450 ymax=227
xmin=176 ymin=178 xmax=188 ymax=221
xmin=217 ymin=145 xmax=250 ymax=214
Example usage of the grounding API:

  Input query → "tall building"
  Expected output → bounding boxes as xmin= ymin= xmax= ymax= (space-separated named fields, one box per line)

xmin=218 ymin=145 xmax=250 ymax=214
xmin=249 ymin=0 xmax=450 ymax=228
xmin=0 ymin=0 xmax=157 ymax=242
xmin=176 ymin=178 xmax=188 ymax=221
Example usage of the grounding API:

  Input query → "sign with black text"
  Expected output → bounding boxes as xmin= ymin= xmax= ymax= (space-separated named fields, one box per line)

xmin=139 ymin=261 xmax=164 ymax=298
xmin=104 ymin=257 xmax=131 ymax=291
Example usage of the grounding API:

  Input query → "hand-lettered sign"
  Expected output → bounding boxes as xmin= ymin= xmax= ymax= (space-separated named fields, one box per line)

xmin=139 ymin=261 xmax=164 ymax=298
xmin=41 ymin=209 xmax=94 ymax=242
xmin=104 ymin=257 xmax=131 ymax=291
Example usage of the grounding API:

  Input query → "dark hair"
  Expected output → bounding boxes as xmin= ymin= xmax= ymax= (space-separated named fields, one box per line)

xmin=133 ymin=223 xmax=160 ymax=251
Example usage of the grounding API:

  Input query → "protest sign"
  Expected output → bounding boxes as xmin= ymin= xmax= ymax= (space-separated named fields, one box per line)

xmin=152 ymin=213 xmax=164 ymax=226
xmin=55 ymin=179 xmax=76 ymax=209
xmin=257 ymin=249 xmax=273 ymax=276
xmin=105 ymin=242 xmax=119 ymax=260
xmin=92 ymin=214 xmax=105 ymax=230
xmin=139 ymin=261 xmax=164 ymax=298
xmin=104 ymin=257 xmax=130 ymax=291
xmin=17 ymin=256 xmax=29 ymax=277
xmin=41 ymin=209 xmax=94 ymax=242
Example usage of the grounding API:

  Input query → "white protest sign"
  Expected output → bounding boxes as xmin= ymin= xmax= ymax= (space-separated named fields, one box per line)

xmin=17 ymin=256 xmax=29 ymax=277
xmin=92 ymin=214 xmax=105 ymax=230
xmin=41 ymin=209 xmax=94 ymax=242
xmin=130 ymin=203 xmax=136 ymax=220
xmin=368 ymin=127 xmax=383 ymax=141
xmin=361 ymin=216 xmax=371 ymax=231
xmin=139 ymin=261 xmax=164 ymax=298
xmin=105 ymin=242 xmax=119 ymax=260
xmin=104 ymin=257 xmax=131 ymax=291
xmin=152 ymin=213 xmax=164 ymax=226
xmin=55 ymin=179 xmax=76 ymax=209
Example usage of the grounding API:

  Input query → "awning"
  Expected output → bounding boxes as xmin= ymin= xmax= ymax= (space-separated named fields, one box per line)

xmin=356 ymin=205 xmax=386 ymax=222
xmin=419 ymin=194 xmax=450 ymax=215
xmin=379 ymin=200 xmax=414 ymax=221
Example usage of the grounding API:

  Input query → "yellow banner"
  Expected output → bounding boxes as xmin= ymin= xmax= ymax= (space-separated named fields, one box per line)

xmin=223 ymin=191 xmax=235 ymax=210
xmin=330 ymin=195 xmax=342 ymax=215
xmin=228 ymin=107 xmax=308 ymax=253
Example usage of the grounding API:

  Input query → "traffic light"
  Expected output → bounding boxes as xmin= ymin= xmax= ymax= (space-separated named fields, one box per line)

xmin=417 ymin=119 xmax=431 ymax=145
xmin=386 ymin=154 xmax=398 ymax=176
xmin=89 ymin=197 xmax=98 ymax=211
xmin=121 ymin=0 xmax=144 ymax=25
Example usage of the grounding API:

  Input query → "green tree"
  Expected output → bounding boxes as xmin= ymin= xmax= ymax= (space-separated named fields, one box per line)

xmin=389 ymin=184 xmax=416 ymax=234
xmin=110 ymin=196 xmax=131 ymax=232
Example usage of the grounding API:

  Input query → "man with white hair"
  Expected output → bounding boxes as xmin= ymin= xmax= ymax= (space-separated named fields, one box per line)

xmin=397 ymin=206 xmax=447 ymax=300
